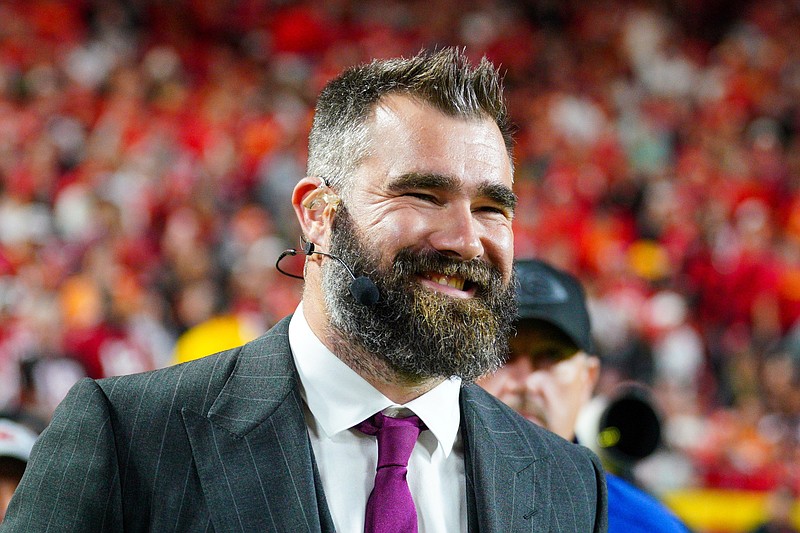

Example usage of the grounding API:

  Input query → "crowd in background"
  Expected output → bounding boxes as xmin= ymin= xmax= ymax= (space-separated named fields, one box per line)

xmin=0 ymin=0 xmax=799 ymax=514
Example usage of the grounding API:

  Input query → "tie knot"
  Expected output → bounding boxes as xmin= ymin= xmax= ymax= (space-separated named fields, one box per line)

xmin=356 ymin=412 xmax=426 ymax=469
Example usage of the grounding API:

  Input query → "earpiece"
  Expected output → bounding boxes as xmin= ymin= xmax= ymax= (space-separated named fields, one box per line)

xmin=302 ymin=180 xmax=340 ymax=211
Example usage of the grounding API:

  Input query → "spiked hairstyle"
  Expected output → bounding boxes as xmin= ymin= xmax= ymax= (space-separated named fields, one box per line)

xmin=306 ymin=47 xmax=514 ymax=197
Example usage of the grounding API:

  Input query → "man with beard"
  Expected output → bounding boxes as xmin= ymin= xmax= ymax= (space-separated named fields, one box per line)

xmin=2 ymin=48 xmax=606 ymax=532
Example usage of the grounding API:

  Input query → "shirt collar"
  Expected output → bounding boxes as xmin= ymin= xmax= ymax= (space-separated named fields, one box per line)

xmin=289 ymin=303 xmax=461 ymax=457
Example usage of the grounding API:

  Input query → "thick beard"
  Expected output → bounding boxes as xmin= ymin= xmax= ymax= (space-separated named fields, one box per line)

xmin=322 ymin=207 xmax=517 ymax=382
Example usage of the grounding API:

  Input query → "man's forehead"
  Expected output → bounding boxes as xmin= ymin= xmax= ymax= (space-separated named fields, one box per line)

xmin=360 ymin=97 xmax=512 ymax=178
xmin=369 ymin=94 xmax=505 ymax=146
xmin=371 ymin=93 xmax=442 ymax=120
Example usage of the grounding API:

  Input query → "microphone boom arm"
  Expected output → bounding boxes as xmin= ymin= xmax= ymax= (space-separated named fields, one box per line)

xmin=275 ymin=240 xmax=380 ymax=306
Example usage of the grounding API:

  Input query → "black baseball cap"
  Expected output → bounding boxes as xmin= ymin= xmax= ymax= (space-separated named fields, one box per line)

xmin=514 ymin=259 xmax=594 ymax=354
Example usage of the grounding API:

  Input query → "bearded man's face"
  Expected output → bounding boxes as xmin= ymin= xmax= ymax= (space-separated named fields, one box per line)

xmin=323 ymin=207 xmax=517 ymax=382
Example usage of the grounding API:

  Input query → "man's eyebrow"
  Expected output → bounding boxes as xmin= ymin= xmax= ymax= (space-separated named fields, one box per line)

xmin=386 ymin=172 xmax=518 ymax=211
xmin=386 ymin=172 xmax=457 ymax=192
xmin=479 ymin=182 xmax=518 ymax=212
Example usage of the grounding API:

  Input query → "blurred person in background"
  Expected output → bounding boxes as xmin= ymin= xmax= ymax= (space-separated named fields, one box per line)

xmin=1 ymin=48 xmax=606 ymax=532
xmin=480 ymin=258 xmax=689 ymax=532
xmin=170 ymin=278 xmax=260 ymax=364
xmin=0 ymin=419 xmax=37 ymax=524
xmin=11 ymin=356 xmax=86 ymax=435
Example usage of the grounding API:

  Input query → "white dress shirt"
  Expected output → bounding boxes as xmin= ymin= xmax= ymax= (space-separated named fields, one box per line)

xmin=288 ymin=303 xmax=467 ymax=533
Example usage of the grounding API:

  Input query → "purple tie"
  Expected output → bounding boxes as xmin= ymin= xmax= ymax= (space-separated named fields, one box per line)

xmin=356 ymin=412 xmax=426 ymax=533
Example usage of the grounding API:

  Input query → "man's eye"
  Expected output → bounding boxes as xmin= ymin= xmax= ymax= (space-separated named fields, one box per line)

xmin=406 ymin=192 xmax=438 ymax=202
xmin=476 ymin=205 xmax=513 ymax=218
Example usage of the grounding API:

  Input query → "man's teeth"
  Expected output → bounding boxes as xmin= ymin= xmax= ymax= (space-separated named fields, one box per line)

xmin=429 ymin=274 xmax=466 ymax=290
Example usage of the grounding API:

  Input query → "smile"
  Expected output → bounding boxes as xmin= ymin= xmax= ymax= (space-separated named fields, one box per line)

xmin=428 ymin=273 xmax=465 ymax=290
xmin=420 ymin=272 xmax=476 ymax=297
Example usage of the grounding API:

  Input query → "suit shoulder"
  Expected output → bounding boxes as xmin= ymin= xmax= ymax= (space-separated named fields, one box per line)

xmin=96 ymin=344 xmax=238 ymax=410
xmin=95 ymin=317 xmax=292 ymax=412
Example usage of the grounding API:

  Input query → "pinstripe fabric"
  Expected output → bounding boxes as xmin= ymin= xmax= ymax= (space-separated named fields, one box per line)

xmin=460 ymin=385 xmax=608 ymax=532
xmin=1 ymin=316 xmax=606 ymax=532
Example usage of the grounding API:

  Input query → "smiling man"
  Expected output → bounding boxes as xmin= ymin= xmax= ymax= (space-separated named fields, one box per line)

xmin=2 ymin=49 xmax=607 ymax=532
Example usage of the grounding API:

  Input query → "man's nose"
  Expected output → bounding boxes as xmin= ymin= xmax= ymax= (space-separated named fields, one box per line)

xmin=428 ymin=202 xmax=484 ymax=261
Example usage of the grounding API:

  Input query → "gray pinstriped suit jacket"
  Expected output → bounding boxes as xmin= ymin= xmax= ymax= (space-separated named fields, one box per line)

xmin=1 ymin=317 xmax=607 ymax=532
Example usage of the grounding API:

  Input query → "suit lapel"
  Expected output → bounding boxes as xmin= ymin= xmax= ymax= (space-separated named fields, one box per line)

xmin=461 ymin=384 xmax=553 ymax=533
xmin=182 ymin=318 xmax=334 ymax=532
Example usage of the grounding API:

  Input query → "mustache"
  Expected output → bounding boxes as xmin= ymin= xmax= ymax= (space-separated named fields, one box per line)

xmin=389 ymin=248 xmax=505 ymax=295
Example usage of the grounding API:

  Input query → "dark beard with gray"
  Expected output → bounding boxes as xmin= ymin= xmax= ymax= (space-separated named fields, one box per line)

xmin=322 ymin=207 xmax=517 ymax=382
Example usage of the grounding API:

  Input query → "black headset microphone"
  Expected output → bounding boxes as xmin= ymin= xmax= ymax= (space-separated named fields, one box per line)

xmin=275 ymin=240 xmax=380 ymax=306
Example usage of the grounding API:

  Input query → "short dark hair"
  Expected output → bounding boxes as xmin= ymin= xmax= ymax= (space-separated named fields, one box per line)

xmin=307 ymin=47 xmax=514 ymax=194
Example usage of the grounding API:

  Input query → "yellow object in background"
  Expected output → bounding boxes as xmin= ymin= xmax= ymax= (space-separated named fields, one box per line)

xmin=628 ymin=239 xmax=671 ymax=281
xmin=173 ymin=315 xmax=260 ymax=364
xmin=663 ymin=488 xmax=800 ymax=532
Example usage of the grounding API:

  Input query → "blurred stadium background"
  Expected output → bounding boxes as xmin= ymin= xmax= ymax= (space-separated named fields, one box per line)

xmin=0 ymin=0 xmax=799 ymax=530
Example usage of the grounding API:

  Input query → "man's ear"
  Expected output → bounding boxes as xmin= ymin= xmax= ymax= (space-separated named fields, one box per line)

xmin=292 ymin=177 xmax=340 ymax=245
xmin=586 ymin=355 xmax=601 ymax=391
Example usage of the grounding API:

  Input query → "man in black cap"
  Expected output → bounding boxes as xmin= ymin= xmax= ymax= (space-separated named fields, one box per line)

xmin=480 ymin=258 xmax=690 ymax=533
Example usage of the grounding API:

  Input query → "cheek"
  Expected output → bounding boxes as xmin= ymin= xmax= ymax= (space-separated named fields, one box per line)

xmin=357 ymin=206 xmax=427 ymax=250
xmin=552 ymin=361 xmax=593 ymax=404
xmin=477 ymin=373 xmax=504 ymax=395
xmin=482 ymin=222 xmax=514 ymax=275
xmin=481 ymin=364 xmax=526 ymax=398
xmin=551 ymin=360 xmax=583 ymax=383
